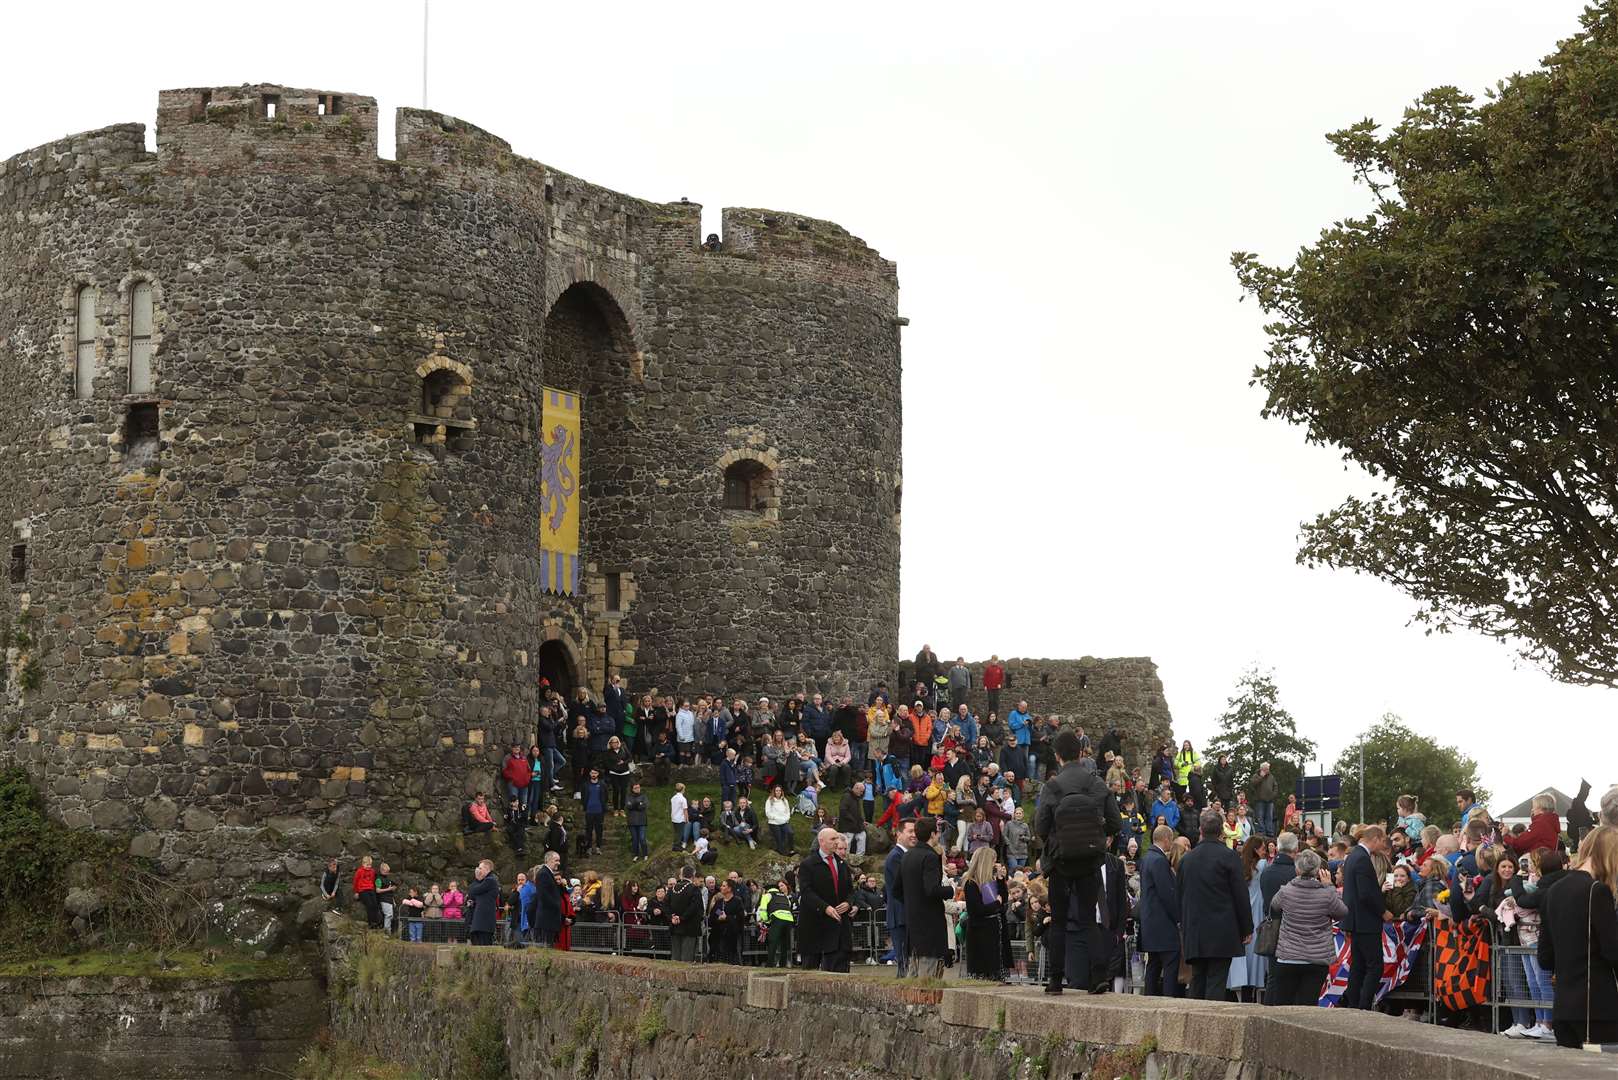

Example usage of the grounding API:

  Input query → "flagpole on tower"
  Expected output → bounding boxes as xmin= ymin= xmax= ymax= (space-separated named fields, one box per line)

xmin=422 ymin=0 xmax=430 ymax=109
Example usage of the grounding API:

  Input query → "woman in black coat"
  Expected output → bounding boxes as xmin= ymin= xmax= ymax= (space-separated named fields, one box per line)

xmin=706 ymin=880 xmax=746 ymax=963
xmin=962 ymin=848 xmax=1012 ymax=981
xmin=1539 ymin=827 xmax=1618 ymax=1049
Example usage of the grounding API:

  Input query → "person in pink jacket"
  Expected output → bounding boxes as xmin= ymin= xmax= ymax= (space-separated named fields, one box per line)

xmin=823 ymin=732 xmax=853 ymax=788
xmin=441 ymin=880 xmax=466 ymax=942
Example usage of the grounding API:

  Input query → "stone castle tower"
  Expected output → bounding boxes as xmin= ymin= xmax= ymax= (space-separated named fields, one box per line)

xmin=0 ymin=85 xmax=902 ymax=864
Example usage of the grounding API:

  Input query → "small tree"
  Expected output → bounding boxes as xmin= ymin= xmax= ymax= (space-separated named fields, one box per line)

xmin=1204 ymin=667 xmax=1317 ymax=801
xmin=1334 ymin=713 xmax=1487 ymax=829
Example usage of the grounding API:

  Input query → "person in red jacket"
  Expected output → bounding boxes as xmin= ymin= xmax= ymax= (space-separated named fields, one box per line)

xmin=982 ymin=656 xmax=1006 ymax=717
xmin=352 ymin=854 xmax=381 ymax=928
xmin=1503 ymin=793 xmax=1562 ymax=855
xmin=502 ymin=744 xmax=532 ymax=819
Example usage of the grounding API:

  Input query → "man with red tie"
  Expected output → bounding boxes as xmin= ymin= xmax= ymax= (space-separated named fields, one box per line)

xmin=797 ymin=826 xmax=859 ymax=971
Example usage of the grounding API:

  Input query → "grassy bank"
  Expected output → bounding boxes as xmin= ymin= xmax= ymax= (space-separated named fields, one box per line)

xmin=0 ymin=944 xmax=317 ymax=980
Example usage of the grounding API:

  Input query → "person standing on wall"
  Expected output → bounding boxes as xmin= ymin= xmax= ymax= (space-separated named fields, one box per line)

xmin=914 ymin=643 xmax=940 ymax=690
xmin=948 ymin=657 xmax=972 ymax=713
xmin=1250 ymin=762 xmax=1278 ymax=838
xmin=466 ymin=859 xmax=501 ymax=946
xmin=1340 ymin=824 xmax=1388 ymax=1010
xmin=1177 ymin=809 xmax=1252 ymax=999
xmin=536 ymin=696 xmax=562 ymax=796
xmin=1033 ymin=730 xmax=1120 ymax=995
xmin=352 ymin=854 xmax=380 ymax=928
xmin=982 ymin=656 xmax=1005 ymax=718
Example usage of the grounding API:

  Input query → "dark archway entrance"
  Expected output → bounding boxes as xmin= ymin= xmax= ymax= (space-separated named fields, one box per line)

xmin=538 ymin=639 xmax=578 ymax=701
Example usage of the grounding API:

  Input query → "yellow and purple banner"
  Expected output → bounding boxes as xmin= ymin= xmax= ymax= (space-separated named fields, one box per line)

xmin=539 ymin=387 xmax=581 ymax=595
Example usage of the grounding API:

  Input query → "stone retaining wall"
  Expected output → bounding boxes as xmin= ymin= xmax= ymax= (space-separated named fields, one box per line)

xmin=324 ymin=914 xmax=1608 ymax=1080
xmin=0 ymin=973 xmax=323 ymax=1080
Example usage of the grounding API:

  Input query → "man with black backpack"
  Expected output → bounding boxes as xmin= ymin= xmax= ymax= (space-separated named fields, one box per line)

xmin=1033 ymin=729 xmax=1120 ymax=995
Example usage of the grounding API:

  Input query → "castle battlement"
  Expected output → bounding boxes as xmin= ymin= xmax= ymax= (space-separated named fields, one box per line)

xmin=4 ymin=85 xmax=893 ymax=287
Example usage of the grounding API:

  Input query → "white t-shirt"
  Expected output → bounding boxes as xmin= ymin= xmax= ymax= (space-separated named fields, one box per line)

xmin=672 ymin=792 xmax=688 ymax=823
xmin=693 ymin=837 xmax=709 ymax=856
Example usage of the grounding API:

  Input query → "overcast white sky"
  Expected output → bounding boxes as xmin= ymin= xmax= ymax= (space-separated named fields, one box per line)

xmin=5 ymin=1 xmax=1609 ymax=813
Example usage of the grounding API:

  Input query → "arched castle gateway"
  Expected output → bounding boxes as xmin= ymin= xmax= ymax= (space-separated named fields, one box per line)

xmin=0 ymin=85 xmax=902 ymax=875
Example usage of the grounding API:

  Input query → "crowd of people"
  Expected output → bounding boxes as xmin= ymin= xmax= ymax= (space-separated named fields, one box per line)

xmin=325 ymin=646 xmax=1618 ymax=1053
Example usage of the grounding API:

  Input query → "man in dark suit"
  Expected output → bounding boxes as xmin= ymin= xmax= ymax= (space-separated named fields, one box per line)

xmin=1341 ymin=824 xmax=1389 ymax=1010
xmin=465 ymin=859 xmax=501 ymax=946
xmin=603 ymin=673 xmax=627 ymax=732
xmin=1071 ymin=850 xmax=1129 ymax=991
xmin=1138 ymin=825 xmax=1182 ymax=996
xmin=669 ymin=866 xmax=705 ymax=962
xmin=531 ymin=851 xmax=564 ymax=946
xmin=883 ymin=819 xmax=916 ymax=975
xmin=1176 ymin=810 xmax=1252 ymax=999
xmin=895 ymin=816 xmax=956 ymax=980
xmin=797 ymin=826 xmax=858 ymax=971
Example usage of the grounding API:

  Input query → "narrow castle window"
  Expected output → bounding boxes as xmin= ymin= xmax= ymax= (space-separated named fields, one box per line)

xmin=129 ymin=281 xmax=154 ymax=394
xmin=723 ymin=460 xmax=771 ymax=512
xmin=8 ymin=543 xmax=25 ymax=585
xmin=318 ymin=94 xmax=343 ymax=116
xmin=262 ymin=94 xmax=280 ymax=120
xmin=124 ymin=402 xmax=160 ymax=468
xmin=413 ymin=368 xmax=473 ymax=454
xmin=604 ymin=572 xmax=622 ymax=614
xmin=74 ymin=285 xmax=96 ymax=399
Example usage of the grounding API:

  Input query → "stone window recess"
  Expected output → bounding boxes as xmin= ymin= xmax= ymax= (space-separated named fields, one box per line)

xmin=8 ymin=543 xmax=23 ymax=585
xmin=720 ymin=458 xmax=780 ymax=516
xmin=410 ymin=360 xmax=475 ymax=454
xmin=128 ymin=281 xmax=154 ymax=394
xmin=317 ymin=94 xmax=343 ymax=116
xmin=604 ymin=572 xmax=622 ymax=614
xmin=124 ymin=402 xmax=160 ymax=469
xmin=74 ymin=285 xmax=96 ymax=400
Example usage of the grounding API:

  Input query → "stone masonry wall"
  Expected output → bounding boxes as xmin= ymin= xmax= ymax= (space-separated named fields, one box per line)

xmin=896 ymin=656 xmax=1175 ymax=770
xmin=0 ymin=84 xmax=901 ymax=917
xmin=0 ymin=973 xmax=323 ymax=1080
xmin=324 ymin=916 xmax=1607 ymax=1080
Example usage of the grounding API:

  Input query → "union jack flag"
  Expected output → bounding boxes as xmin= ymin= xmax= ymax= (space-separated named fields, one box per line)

xmin=1317 ymin=919 xmax=1429 ymax=1008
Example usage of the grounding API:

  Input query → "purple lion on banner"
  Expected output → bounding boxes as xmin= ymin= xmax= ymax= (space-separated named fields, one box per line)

xmin=541 ymin=423 xmax=577 ymax=532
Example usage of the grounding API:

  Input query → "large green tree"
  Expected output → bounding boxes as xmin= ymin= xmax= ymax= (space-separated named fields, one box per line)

xmin=1334 ymin=713 xmax=1487 ymax=829
xmin=1234 ymin=4 xmax=1618 ymax=687
xmin=1204 ymin=667 xmax=1317 ymax=800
